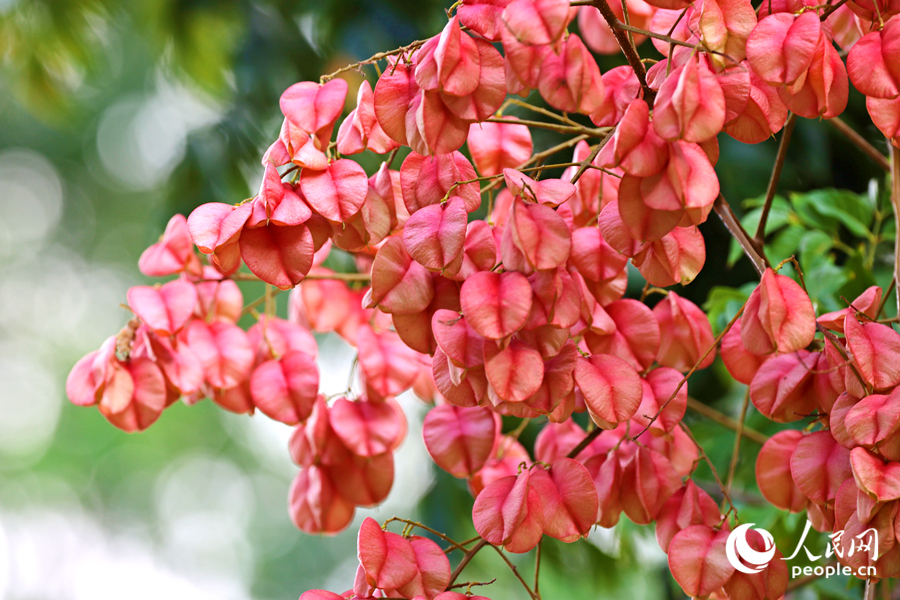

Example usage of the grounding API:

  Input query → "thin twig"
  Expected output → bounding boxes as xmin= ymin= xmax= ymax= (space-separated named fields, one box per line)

xmin=569 ymin=140 xmax=605 ymax=185
xmin=502 ymin=97 xmax=577 ymax=125
xmin=568 ymin=427 xmax=604 ymax=458
xmin=614 ymin=21 xmax=737 ymax=64
xmin=820 ymin=0 xmax=851 ymax=20
xmin=714 ymin=193 xmax=770 ymax=275
xmin=382 ymin=518 xmax=468 ymax=552
xmin=686 ymin=397 xmax=769 ymax=445
xmin=227 ymin=271 xmax=372 ymax=282
xmin=484 ymin=117 xmax=609 ymax=138
xmin=481 ymin=135 xmax=591 ymax=196
xmin=827 ymin=117 xmax=891 ymax=172
xmin=489 ymin=544 xmax=538 ymax=600
xmin=724 ymin=389 xmax=751 ymax=507
xmin=756 ymin=113 xmax=797 ymax=243
xmin=448 ymin=540 xmax=488 ymax=586
xmin=534 ymin=541 xmax=542 ymax=600
xmin=634 ymin=301 xmax=748 ymax=440
xmin=681 ymin=422 xmax=739 ymax=522
xmin=320 ymin=38 xmax=429 ymax=82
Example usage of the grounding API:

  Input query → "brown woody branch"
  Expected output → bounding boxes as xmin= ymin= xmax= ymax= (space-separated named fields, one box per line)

xmin=714 ymin=194 xmax=770 ymax=275
xmin=589 ymin=0 xmax=655 ymax=103
xmin=827 ymin=117 xmax=891 ymax=172
xmin=756 ymin=113 xmax=797 ymax=243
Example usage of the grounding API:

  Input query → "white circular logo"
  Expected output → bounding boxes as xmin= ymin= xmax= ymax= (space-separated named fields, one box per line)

xmin=726 ymin=523 xmax=777 ymax=574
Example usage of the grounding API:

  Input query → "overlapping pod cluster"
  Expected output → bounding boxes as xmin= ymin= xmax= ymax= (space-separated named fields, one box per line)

xmin=66 ymin=0 xmax=900 ymax=597
xmin=740 ymin=278 xmax=900 ymax=579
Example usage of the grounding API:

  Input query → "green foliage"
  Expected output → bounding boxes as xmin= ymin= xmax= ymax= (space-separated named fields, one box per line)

xmin=730 ymin=184 xmax=896 ymax=314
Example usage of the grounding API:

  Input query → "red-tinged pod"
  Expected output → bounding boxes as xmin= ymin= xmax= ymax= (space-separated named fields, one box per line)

xmin=741 ymin=268 xmax=816 ymax=355
xmin=468 ymin=118 xmax=533 ymax=177
xmin=423 ymin=404 xmax=496 ymax=478
xmin=529 ymin=458 xmax=598 ymax=542
xmin=668 ymin=525 xmax=735 ymax=598
xmin=357 ymin=516 xmax=419 ymax=589
xmin=369 ymin=237 xmax=435 ymax=315
xmin=653 ymin=291 xmax=716 ymax=373
xmin=655 ymin=480 xmax=721 ymax=552
xmin=460 ymin=270 xmax=533 ymax=339
xmin=790 ymin=430 xmax=852 ymax=505
xmin=472 ymin=468 xmax=544 ymax=553
xmin=501 ymin=0 xmax=573 ymax=46
xmin=574 ymin=354 xmax=642 ymax=429
xmin=289 ymin=465 xmax=355 ymax=535
xmin=756 ymin=430 xmax=809 ymax=513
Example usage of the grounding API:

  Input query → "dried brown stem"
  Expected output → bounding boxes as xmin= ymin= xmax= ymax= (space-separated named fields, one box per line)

xmin=756 ymin=112 xmax=797 ymax=243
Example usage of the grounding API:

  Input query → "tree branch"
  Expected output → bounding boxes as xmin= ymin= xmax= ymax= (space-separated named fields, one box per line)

xmin=714 ymin=193 xmax=770 ymax=275
xmin=756 ymin=112 xmax=797 ymax=243
xmin=589 ymin=0 xmax=655 ymax=102
xmin=568 ymin=427 xmax=604 ymax=458
xmin=448 ymin=540 xmax=489 ymax=586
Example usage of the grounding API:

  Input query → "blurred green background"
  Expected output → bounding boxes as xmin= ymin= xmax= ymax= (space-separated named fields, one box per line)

xmin=0 ymin=0 xmax=895 ymax=598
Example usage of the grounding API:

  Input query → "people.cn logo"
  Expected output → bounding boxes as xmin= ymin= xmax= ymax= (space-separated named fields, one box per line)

xmin=725 ymin=524 xmax=777 ymax=574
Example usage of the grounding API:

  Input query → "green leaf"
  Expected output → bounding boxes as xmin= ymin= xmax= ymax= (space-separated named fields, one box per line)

xmin=791 ymin=191 xmax=840 ymax=231
xmin=790 ymin=189 xmax=873 ymax=239
xmin=727 ymin=195 xmax=791 ymax=267
xmin=798 ymin=229 xmax=834 ymax=272
xmin=802 ymin=189 xmax=873 ymax=238
xmin=704 ymin=284 xmax=753 ymax=333
xmin=768 ymin=225 xmax=807 ymax=264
